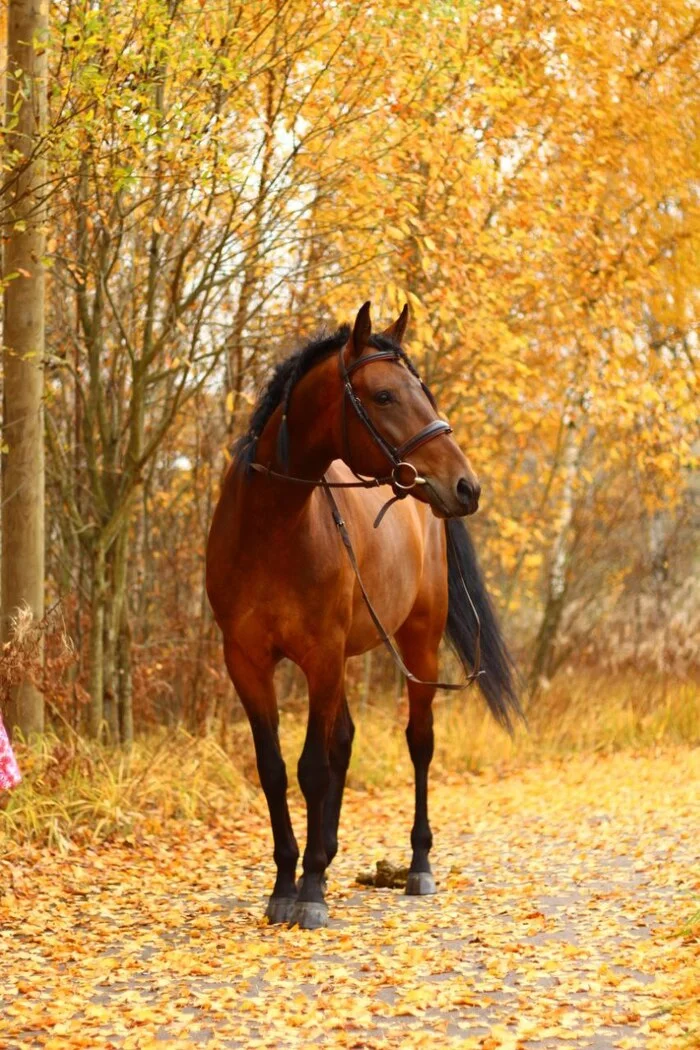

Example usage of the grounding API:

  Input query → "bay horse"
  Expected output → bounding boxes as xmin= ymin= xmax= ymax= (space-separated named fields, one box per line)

xmin=207 ymin=303 xmax=520 ymax=929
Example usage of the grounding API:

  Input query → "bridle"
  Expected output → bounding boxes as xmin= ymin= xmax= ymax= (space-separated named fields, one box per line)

xmin=251 ymin=346 xmax=454 ymax=512
xmin=339 ymin=347 xmax=454 ymax=502
xmin=249 ymin=342 xmax=484 ymax=691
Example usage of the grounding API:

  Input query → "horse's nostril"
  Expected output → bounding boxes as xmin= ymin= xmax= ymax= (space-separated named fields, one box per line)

xmin=457 ymin=477 xmax=480 ymax=509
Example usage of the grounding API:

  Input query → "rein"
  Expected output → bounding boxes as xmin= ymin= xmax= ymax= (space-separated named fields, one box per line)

xmin=321 ymin=481 xmax=483 ymax=690
xmin=250 ymin=344 xmax=483 ymax=689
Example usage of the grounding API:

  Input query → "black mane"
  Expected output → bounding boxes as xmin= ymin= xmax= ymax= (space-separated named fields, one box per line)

xmin=234 ymin=325 xmax=422 ymax=472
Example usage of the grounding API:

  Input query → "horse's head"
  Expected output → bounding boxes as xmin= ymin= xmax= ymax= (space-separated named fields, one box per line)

xmin=339 ymin=302 xmax=481 ymax=517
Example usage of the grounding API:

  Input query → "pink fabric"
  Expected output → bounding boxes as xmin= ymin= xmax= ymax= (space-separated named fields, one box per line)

xmin=0 ymin=713 xmax=21 ymax=791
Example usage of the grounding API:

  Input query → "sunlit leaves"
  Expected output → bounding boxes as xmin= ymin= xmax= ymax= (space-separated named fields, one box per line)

xmin=1 ymin=748 xmax=698 ymax=1047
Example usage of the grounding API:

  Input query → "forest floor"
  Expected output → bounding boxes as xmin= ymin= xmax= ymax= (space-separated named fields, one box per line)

xmin=1 ymin=747 xmax=698 ymax=1050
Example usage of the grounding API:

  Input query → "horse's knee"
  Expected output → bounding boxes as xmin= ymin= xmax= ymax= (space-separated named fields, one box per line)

xmin=250 ymin=720 xmax=287 ymax=799
xmin=257 ymin=746 xmax=287 ymax=799
xmin=298 ymin=744 xmax=330 ymax=800
xmin=331 ymin=716 xmax=355 ymax=771
xmin=406 ymin=718 xmax=434 ymax=767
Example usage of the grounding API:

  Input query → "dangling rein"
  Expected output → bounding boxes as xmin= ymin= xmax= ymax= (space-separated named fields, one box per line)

xmin=320 ymin=481 xmax=483 ymax=691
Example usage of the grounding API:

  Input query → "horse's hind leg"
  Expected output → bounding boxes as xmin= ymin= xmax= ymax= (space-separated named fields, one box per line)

xmin=323 ymin=694 xmax=355 ymax=870
xmin=396 ymin=622 xmax=439 ymax=896
xmin=224 ymin=641 xmax=299 ymax=924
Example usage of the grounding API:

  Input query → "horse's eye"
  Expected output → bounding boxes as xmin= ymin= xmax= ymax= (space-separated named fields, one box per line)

xmin=373 ymin=390 xmax=394 ymax=406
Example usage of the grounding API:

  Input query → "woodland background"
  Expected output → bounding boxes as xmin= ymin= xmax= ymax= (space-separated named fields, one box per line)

xmin=1 ymin=0 xmax=698 ymax=749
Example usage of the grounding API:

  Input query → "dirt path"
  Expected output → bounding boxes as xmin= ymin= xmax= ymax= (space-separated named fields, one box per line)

xmin=1 ymin=749 xmax=698 ymax=1049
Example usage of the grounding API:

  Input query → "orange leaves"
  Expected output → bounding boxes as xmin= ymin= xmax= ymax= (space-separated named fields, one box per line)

xmin=2 ymin=748 xmax=699 ymax=1048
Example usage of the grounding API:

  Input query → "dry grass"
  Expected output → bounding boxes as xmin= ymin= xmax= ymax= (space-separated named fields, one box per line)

xmin=1 ymin=728 xmax=251 ymax=853
xmin=135 ymin=670 xmax=700 ymax=793
xmin=343 ymin=670 xmax=699 ymax=788
xmin=2 ymin=672 xmax=697 ymax=849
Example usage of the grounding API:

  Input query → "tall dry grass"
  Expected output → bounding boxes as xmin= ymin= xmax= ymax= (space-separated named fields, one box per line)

xmin=0 ymin=728 xmax=251 ymax=853
xmin=1 ymin=672 xmax=697 ymax=850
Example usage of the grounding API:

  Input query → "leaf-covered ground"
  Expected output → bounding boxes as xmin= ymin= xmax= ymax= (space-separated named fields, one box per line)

xmin=1 ymin=748 xmax=698 ymax=1049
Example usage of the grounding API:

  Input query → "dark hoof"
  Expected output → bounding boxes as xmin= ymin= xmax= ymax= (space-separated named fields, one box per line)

xmin=265 ymin=896 xmax=297 ymax=925
xmin=289 ymin=900 xmax=329 ymax=929
xmin=405 ymin=871 xmax=437 ymax=896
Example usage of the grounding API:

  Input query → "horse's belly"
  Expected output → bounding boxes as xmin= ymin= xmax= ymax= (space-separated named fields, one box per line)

xmin=345 ymin=589 xmax=418 ymax=656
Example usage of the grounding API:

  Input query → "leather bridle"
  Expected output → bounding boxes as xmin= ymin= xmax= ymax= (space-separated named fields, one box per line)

xmin=339 ymin=347 xmax=453 ymax=499
xmin=250 ymin=345 xmax=455 ymax=512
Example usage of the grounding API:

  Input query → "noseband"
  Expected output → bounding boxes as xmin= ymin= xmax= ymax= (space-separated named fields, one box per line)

xmin=339 ymin=348 xmax=453 ymax=498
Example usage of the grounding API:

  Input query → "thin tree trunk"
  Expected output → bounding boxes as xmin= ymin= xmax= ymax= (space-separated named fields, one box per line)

xmin=226 ymin=56 xmax=278 ymax=434
xmin=103 ymin=528 xmax=129 ymax=741
xmin=648 ymin=510 xmax=670 ymax=700
xmin=1 ymin=0 xmax=48 ymax=737
xmin=361 ymin=651 xmax=372 ymax=713
xmin=118 ymin=610 xmax=133 ymax=749
xmin=528 ymin=425 xmax=580 ymax=696
xmin=88 ymin=542 xmax=106 ymax=738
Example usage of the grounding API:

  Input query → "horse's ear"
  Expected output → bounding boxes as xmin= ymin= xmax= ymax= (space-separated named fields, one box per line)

xmin=348 ymin=301 xmax=372 ymax=361
xmin=382 ymin=304 xmax=409 ymax=346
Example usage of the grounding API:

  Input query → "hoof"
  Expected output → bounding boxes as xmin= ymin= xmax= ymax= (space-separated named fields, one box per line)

xmin=289 ymin=900 xmax=329 ymax=930
xmin=265 ymin=896 xmax=297 ymax=925
xmin=405 ymin=871 xmax=437 ymax=896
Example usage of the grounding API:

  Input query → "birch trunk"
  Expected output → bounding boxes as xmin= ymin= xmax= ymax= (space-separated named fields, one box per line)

xmin=1 ymin=0 xmax=48 ymax=737
xmin=528 ymin=425 xmax=580 ymax=695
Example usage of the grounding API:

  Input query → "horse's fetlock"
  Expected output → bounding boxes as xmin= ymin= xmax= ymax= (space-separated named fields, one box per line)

xmin=273 ymin=843 xmax=299 ymax=870
xmin=411 ymin=826 xmax=433 ymax=854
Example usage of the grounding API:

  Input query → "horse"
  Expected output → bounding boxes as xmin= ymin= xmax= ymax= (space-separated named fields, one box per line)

xmin=206 ymin=302 xmax=520 ymax=929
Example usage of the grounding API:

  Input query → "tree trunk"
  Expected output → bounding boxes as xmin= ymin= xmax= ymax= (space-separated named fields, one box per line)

xmin=88 ymin=543 xmax=106 ymax=738
xmin=117 ymin=611 xmax=133 ymax=749
xmin=1 ymin=0 xmax=48 ymax=738
xmin=103 ymin=528 xmax=129 ymax=741
xmin=528 ymin=425 xmax=580 ymax=696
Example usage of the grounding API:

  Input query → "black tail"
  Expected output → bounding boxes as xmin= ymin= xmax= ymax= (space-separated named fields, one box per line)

xmin=445 ymin=519 xmax=523 ymax=733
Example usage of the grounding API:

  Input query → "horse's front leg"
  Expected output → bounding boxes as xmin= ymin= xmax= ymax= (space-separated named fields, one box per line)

xmin=397 ymin=624 xmax=439 ymax=896
xmin=291 ymin=657 xmax=345 ymax=930
xmin=224 ymin=642 xmax=299 ymax=924
xmin=323 ymin=694 xmax=355 ymax=871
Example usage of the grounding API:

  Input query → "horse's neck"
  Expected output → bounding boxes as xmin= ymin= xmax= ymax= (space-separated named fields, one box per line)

xmin=247 ymin=356 xmax=339 ymax=514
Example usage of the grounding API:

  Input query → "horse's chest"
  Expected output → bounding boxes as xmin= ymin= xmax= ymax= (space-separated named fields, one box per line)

xmin=345 ymin=551 xmax=421 ymax=654
xmin=222 ymin=497 xmax=428 ymax=662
